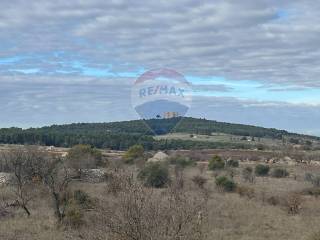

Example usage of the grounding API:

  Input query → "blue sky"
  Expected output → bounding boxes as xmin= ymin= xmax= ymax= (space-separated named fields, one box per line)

xmin=2 ymin=54 xmax=318 ymax=105
xmin=1 ymin=0 xmax=320 ymax=135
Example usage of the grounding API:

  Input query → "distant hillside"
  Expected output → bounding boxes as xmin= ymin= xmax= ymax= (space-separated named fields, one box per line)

xmin=0 ymin=117 xmax=317 ymax=150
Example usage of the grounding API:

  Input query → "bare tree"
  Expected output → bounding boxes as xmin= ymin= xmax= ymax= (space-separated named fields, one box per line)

xmin=2 ymin=148 xmax=35 ymax=216
xmin=40 ymin=157 xmax=72 ymax=222
xmin=103 ymin=173 xmax=208 ymax=240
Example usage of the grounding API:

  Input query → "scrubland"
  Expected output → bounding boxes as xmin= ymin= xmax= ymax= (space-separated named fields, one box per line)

xmin=1 ymin=145 xmax=320 ymax=240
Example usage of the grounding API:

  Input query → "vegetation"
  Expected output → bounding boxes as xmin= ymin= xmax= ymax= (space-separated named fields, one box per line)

xmin=271 ymin=168 xmax=289 ymax=178
xmin=226 ymin=159 xmax=239 ymax=168
xmin=169 ymin=155 xmax=195 ymax=168
xmin=0 ymin=117 xmax=316 ymax=150
xmin=123 ymin=144 xmax=144 ymax=164
xmin=137 ymin=162 xmax=170 ymax=188
xmin=208 ymin=155 xmax=225 ymax=170
xmin=255 ymin=164 xmax=270 ymax=176
xmin=242 ymin=166 xmax=255 ymax=183
xmin=67 ymin=144 xmax=102 ymax=177
xmin=236 ymin=185 xmax=255 ymax=199
xmin=2 ymin=146 xmax=320 ymax=239
xmin=191 ymin=175 xmax=207 ymax=189
xmin=215 ymin=176 xmax=237 ymax=192
xmin=305 ymin=173 xmax=320 ymax=187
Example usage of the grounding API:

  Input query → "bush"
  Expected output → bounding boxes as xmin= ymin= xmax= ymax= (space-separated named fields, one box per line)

xmin=215 ymin=176 xmax=236 ymax=192
xmin=170 ymin=156 xmax=195 ymax=168
xmin=267 ymin=196 xmax=281 ymax=206
xmin=284 ymin=193 xmax=303 ymax=215
xmin=302 ymin=187 xmax=320 ymax=197
xmin=106 ymin=172 xmax=134 ymax=195
xmin=208 ymin=155 xmax=225 ymax=170
xmin=67 ymin=144 xmax=103 ymax=177
xmin=255 ymin=164 xmax=270 ymax=176
xmin=64 ymin=201 xmax=84 ymax=228
xmin=305 ymin=173 xmax=320 ymax=187
xmin=73 ymin=190 xmax=93 ymax=209
xmin=226 ymin=159 xmax=239 ymax=168
xmin=305 ymin=172 xmax=314 ymax=182
xmin=192 ymin=175 xmax=207 ymax=189
xmin=123 ymin=144 xmax=144 ymax=164
xmin=257 ymin=144 xmax=265 ymax=151
xmin=271 ymin=168 xmax=289 ymax=178
xmin=242 ymin=166 xmax=255 ymax=183
xmin=236 ymin=185 xmax=255 ymax=199
xmin=138 ymin=162 xmax=170 ymax=188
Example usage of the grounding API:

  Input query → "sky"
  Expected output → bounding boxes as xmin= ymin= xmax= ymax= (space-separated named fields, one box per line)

xmin=1 ymin=0 xmax=320 ymax=135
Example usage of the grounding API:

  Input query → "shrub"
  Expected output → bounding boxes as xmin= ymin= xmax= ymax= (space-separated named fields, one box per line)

xmin=226 ymin=159 xmax=239 ymax=168
xmin=192 ymin=175 xmax=207 ymax=189
xmin=242 ymin=166 xmax=255 ymax=183
xmin=67 ymin=144 xmax=103 ymax=175
xmin=255 ymin=164 xmax=270 ymax=176
xmin=301 ymin=187 xmax=320 ymax=197
xmin=236 ymin=185 xmax=255 ymax=199
xmin=312 ymin=175 xmax=320 ymax=187
xmin=271 ymin=168 xmax=289 ymax=178
xmin=64 ymin=201 xmax=84 ymax=228
xmin=138 ymin=162 xmax=170 ymax=188
xmin=73 ymin=190 xmax=92 ymax=209
xmin=284 ymin=193 xmax=303 ymax=215
xmin=267 ymin=196 xmax=281 ymax=206
xmin=215 ymin=176 xmax=236 ymax=192
xmin=103 ymin=176 xmax=208 ymax=240
xmin=106 ymin=172 xmax=134 ymax=195
xmin=170 ymin=156 xmax=195 ymax=168
xmin=305 ymin=172 xmax=314 ymax=182
xmin=123 ymin=144 xmax=144 ymax=164
xmin=305 ymin=173 xmax=320 ymax=187
xmin=208 ymin=155 xmax=225 ymax=170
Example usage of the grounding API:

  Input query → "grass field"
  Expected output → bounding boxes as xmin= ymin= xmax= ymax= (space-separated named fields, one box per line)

xmin=155 ymin=132 xmax=284 ymax=147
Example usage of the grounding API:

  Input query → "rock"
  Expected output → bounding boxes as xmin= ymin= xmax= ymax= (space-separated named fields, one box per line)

xmin=284 ymin=156 xmax=292 ymax=162
xmin=147 ymin=151 xmax=169 ymax=163
xmin=81 ymin=169 xmax=106 ymax=183
xmin=310 ymin=160 xmax=320 ymax=166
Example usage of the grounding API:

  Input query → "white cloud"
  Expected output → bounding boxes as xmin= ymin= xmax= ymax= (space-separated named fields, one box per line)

xmin=0 ymin=0 xmax=319 ymax=87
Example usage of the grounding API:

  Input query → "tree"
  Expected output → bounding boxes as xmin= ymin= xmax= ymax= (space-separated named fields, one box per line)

xmin=3 ymin=148 xmax=34 ymax=216
xmin=66 ymin=144 xmax=102 ymax=178
xmin=40 ymin=157 xmax=72 ymax=222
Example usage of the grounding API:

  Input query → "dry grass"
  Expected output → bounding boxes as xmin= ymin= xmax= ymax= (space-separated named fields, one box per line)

xmin=1 ymin=152 xmax=320 ymax=240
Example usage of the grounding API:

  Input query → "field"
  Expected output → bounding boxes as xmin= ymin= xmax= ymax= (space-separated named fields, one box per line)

xmin=1 ymin=145 xmax=320 ymax=240
xmin=155 ymin=132 xmax=282 ymax=145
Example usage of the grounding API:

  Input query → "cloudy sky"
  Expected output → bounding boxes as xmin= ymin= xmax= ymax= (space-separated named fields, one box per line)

xmin=1 ymin=0 xmax=320 ymax=135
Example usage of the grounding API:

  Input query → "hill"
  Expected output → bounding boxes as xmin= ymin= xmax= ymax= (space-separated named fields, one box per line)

xmin=0 ymin=117 xmax=317 ymax=150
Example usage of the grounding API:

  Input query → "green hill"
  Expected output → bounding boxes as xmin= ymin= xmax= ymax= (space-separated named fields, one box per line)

xmin=0 ymin=117 xmax=317 ymax=150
